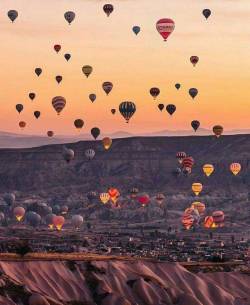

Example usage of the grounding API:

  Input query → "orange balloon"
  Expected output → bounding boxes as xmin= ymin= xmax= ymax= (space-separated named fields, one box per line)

xmin=102 ymin=137 xmax=112 ymax=150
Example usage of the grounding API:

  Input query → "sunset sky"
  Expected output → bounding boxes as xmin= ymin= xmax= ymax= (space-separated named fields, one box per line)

xmin=0 ymin=0 xmax=250 ymax=135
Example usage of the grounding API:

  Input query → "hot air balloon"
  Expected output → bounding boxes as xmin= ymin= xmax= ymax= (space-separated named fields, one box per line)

xmin=52 ymin=96 xmax=66 ymax=115
xmin=64 ymin=11 xmax=75 ymax=24
xmin=19 ymin=121 xmax=26 ymax=130
xmin=82 ymin=65 xmax=93 ymax=78
xmin=29 ymin=93 xmax=36 ymax=101
xmin=47 ymin=131 xmax=54 ymax=137
xmin=89 ymin=94 xmax=96 ymax=103
xmin=189 ymin=88 xmax=198 ymax=99
xmin=103 ymin=4 xmax=114 ymax=17
xmin=166 ymin=104 xmax=176 ymax=116
xmin=130 ymin=187 xmax=139 ymax=198
xmin=91 ymin=127 xmax=100 ymax=140
xmin=175 ymin=83 xmax=181 ymax=90
xmin=13 ymin=207 xmax=25 ymax=221
xmin=191 ymin=202 xmax=206 ymax=215
xmin=52 ymin=205 xmax=60 ymax=215
xmin=176 ymin=152 xmax=187 ymax=164
xmin=111 ymin=109 xmax=116 ymax=114
xmin=53 ymin=215 xmax=65 ymax=230
xmin=192 ymin=182 xmax=203 ymax=196
xmin=182 ymin=213 xmax=194 ymax=230
xmin=72 ymin=215 xmax=84 ymax=229
xmin=8 ymin=10 xmax=18 ymax=22
xmin=138 ymin=194 xmax=150 ymax=207
xmin=102 ymin=82 xmax=113 ymax=95
xmin=158 ymin=104 xmax=164 ymax=111
xmin=62 ymin=147 xmax=74 ymax=163
xmin=56 ymin=75 xmax=62 ymax=84
xmin=35 ymin=68 xmax=42 ymax=77
xmin=173 ymin=167 xmax=182 ymax=176
xmin=102 ymin=137 xmax=112 ymax=150
xmin=64 ymin=53 xmax=71 ymax=61
xmin=212 ymin=211 xmax=224 ymax=227
xmin=85 ymin=149 xmax=95 ymax=160
xmin=213 ymin=125 xmax=223 ymax=138
xmin=4 ymin=193 xmax=15 ymax=206
xmin=34 ymin=111 xmax=40 ymax=119
xmin=155 ymin=193 xmax=165 ymax=205
xmin=132 ymin=26 xmax=141 ymax=35
xmin=204 ymin=216 xmax=215 ymax=228
xmin=54 ymin=44 xmax=61 ymax=53
xmin=119 ymin=101 xmax=136 ymax=123
xmin=182 ymin=157 xmax=194 ymax=173
xmin=150 ymin=87 xmax=160 ymax=99
xmin=74 ymin=119 xmax=84 ymax=131
xmin=108 ymin=188 xmax=120 ymax=204
xmin=100 ymin=193 xmax=110 ymax=204
xmin=87 ymin=191 xmax=98 ymax=202
xmin=191 ymin=120 xmax=200 ymax=131
xmin=202 ymin=164 xmax=214 ymax=177
xmin=45 ymin=214 xmax=56 ymax=229
xmin=61 ymin=205 xmax=68 ymax=215
xmin=230 ymin=163 xmax=241 ymax=176
xmin=190 ymin=56 xmax=199 ymax=67
xmin=16 ymin=104 xmax=23 ymax=114
xmin=26 ymin=212 xmax=41 ymax=228
xmin=203 ymin=9 xmax=211 ymax=20
xmin=156 ymin=18 xmax=175 ymax=41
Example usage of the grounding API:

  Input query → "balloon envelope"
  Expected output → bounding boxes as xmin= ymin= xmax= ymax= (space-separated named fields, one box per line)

xmin=132 ymin=26 xmax=141 ymax=35
xmin=119 ymin=101 xmax=136 ymax=123
xmin=8 ymin=10 xmax=18 ymax=22
xmin=64 ymin=11 xmax=75 ymax=24
xmin=156 ymin=18 xmax=175 ymax=41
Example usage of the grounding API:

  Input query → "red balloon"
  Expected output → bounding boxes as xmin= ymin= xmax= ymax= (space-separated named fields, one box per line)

xmin=54 ymin=44 xmax=61 ymax=53
xmin=138 ymin=194 xmax=150 ymax=207
xmin=156 ymin=18 xmax=175 ymax=41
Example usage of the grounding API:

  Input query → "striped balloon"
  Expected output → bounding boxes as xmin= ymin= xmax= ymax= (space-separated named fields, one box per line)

xmin=119 ymin=101 xmax=136 ymax=123
xmin=52 ymin=96 xmax=66 ymax=115
xmin=156 ymin=18 xmax=175 ymax=41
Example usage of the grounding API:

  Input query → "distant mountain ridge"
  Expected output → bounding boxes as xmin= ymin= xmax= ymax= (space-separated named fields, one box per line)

xmin=0 ymin=129 xmax=250 ymax=148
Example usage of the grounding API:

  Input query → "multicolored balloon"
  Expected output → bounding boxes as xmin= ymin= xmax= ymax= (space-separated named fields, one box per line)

xmin=156 ymin=18 xmax=175 ymax=41
xmin=102 ymin=82 xmax=113 ymax=95
xmin=230 ymin=163 xmax=241 ymax=176
xmin=203 ymin=164 xmax=214 ymax=177
xmin=52 ymin=96 xmax=66 ymax=115
xmin=119 ymin=101 xmax=136 ymax=123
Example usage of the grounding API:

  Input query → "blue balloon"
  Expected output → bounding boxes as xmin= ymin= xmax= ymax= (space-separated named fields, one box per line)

xmin=132 ymin=26 xmax=141 ymax=35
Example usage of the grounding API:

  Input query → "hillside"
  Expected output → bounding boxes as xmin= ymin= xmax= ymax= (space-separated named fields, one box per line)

xmin=0 ymin=259 xmax=248 ymax=305
xmin=0 ymin=134 xmax=249 ymax=196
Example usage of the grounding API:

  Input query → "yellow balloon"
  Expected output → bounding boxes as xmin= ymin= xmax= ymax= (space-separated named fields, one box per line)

xmin=191 ymin=201 xmax=206 ymax=214
xmin=230 ymin=163 xmax=241 ymax=176
xmin=203 ymin=164 xmax=214 ymax=177
xmin=102 ymin=137 xmax=112 ymax=150
xmin=100 ymin=193 xmax=110 ymax=204
xmin=192 ymin=182 xmax=203 ymax=196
